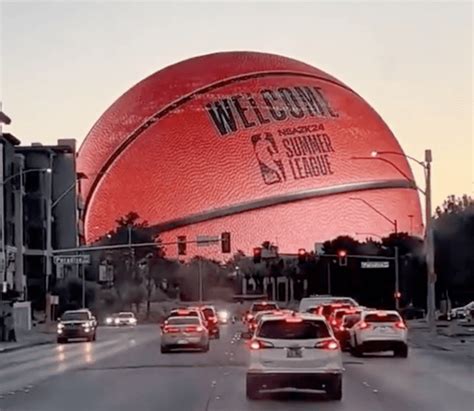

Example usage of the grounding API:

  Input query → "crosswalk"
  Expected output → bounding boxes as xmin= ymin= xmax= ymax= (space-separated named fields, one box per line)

xmin=0 ymin=330 xmax=157 ymax=396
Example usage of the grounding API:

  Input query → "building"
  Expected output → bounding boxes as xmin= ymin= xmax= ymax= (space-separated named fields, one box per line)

xmin=0 ymin=131 xmax=21 ymax=300
xmin=16 ymin=140 xmax=81 ymax=310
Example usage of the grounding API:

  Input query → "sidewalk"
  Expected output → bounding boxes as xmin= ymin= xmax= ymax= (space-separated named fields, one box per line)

xmin=0 ymin=323 xmax=56 ymax=354
xmin=408 ymin=319 xmax=474 ymax=357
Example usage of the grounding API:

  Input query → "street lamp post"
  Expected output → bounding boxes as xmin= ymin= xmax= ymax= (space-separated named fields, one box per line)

xmin=366 ymin=149 xmax=435 ymax=332
xmin=350 ymin=197 xmax=400 ymax=310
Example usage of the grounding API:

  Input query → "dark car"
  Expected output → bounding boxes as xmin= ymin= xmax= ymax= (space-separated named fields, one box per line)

xmin=200 ymin=306 xmax=220 ymax=339
xmin=334 ymin=313 xmax=361 ymax=350
xmin=57 ymin=309 xmax=97 ymax=343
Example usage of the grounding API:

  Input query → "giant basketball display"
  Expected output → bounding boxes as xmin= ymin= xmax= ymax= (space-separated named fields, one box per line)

xmin=78 ymin=51 xmax=422 ymax=257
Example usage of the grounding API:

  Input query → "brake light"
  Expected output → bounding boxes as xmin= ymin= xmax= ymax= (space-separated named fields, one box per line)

xmin=247 ymin=314 xmax=253 ymax=320
xmin=375 ymin=311 xmax=387 ymax=316
xmin=177 ymin=309 xmax=190 ymax=315
xmin=163 ymin=326 xmax=179 ymax=333
xmin=331 ymin=320 xmax=337 ymax=326
xmin=339 ymin=325 xmax=345 ymax=331
xmin=285 ymin=317 xmax=303 ymax=323
xmin=359 ymin=321 xmax=370 ymax=329
xmin=394 ymin=321 xmax=407 ymax=330
xmin=249 ymin=339 xmax=274 ymax=350
xmin=315 ymin=339 xmax=339 ymax=350
xmin=209 ymin=317 xmax=217 ymax=323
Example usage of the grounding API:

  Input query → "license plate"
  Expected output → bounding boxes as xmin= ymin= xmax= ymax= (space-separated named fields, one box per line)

xmin=287 ymin=348 xmax=302 ymax=358
xmin=177 ymin=339 xmax=188 ymax=345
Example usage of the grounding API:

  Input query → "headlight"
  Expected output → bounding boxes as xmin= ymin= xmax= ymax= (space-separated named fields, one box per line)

xmin=114 ymin=318 xmax=120 ymax=324
xmin=106 ymin=317 xmax=113 ymax=324
xmin=218 ymin=310 xmax=229 ymax=320
xmin=130 ymin=318 xmax=137 ymax=323
xmin=82 ymin=322 xmax=91 ymax=328
xmin=57 ymin=323 xmax=65 ymax=329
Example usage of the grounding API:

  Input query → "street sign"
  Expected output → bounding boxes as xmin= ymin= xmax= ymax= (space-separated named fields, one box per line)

xmin=54 ymin=255 xmax=91 ymax=265
xmin=361 ymin=261 xmax=390 ymax=269
xmin=196 ymin=235 xmax=220 ymax=247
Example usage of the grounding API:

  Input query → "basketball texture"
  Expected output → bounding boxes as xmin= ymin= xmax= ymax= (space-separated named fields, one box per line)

xmin=78 ymin=51 xmax=422 ymax=257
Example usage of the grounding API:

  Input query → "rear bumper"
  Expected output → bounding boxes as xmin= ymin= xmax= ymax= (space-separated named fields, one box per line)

xmin=247 ymin=371 xmax=342 ymax=390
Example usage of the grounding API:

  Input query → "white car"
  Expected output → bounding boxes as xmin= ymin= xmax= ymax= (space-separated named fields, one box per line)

xmin=299 ymin=296 xmax=358 ymax=313
xmin=114 ymin=312 xmax=137 ymax=326
xmin=160 ymin=316 xmax=209 ymax=353
xmin=450 ymin=301 xmax=474 ymax=319
xmin=246 ymin=313 xmax=343 ymax=400
xmin=349 ymin=310 xmax=408 ymax=357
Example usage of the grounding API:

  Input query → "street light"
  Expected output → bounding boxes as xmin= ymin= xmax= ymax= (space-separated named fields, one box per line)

xmin=365 ymin=149 xmax=435 ymax=332
xmin=349 ymin=197 xmax=399 ymax=310
xmin=349 ymin=197 xmax=398 ymax=233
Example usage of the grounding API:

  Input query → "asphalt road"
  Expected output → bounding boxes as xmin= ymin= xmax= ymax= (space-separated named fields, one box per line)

xmin=0 ymin=324 xmax=473 ymax=411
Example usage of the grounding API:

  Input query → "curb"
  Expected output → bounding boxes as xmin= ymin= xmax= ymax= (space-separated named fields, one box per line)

xmin=0 ymin=339 xmax=52 ymax=354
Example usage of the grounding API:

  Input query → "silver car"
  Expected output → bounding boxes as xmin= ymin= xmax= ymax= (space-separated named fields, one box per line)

xmin=160 ymin=316 xmax=209 ymax=353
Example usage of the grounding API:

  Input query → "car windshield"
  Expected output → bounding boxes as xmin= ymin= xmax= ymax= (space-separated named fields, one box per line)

xmin=365 ymin=313 xmax=401 ymax=323
xmin=167 ymin=317 xmax=200 ymax=325
xmin=118 ymin=313 xmax=134 ymax=318
xmin=61 ymin=312 xmax=89 ymax=321
xmin=252 ymin=303 xmax=278 ymax=312
xmin=258 ymin=319 xmax=331 ymax=339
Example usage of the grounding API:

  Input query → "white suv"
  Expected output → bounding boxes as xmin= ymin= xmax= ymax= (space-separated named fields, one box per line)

xmin=246 ymin=313 xmax=343 ymax=400
xmin=349 ymin=310 xmax=408 ymax=357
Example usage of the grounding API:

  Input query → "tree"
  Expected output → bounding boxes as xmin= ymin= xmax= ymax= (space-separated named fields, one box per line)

xmin=434 ymin=195 xmax=474 ymax=305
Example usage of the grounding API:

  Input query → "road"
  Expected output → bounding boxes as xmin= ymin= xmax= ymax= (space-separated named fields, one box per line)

xmin=0 ymin=324 xmax=472 ymax=411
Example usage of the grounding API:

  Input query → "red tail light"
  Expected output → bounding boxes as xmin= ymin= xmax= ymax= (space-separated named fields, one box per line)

xmin=394 ymin=321 xmax=407 ymax=330
xmin=285 ymin=317 xmax=303 ymax=323
xmin=249 ymin=339 xmax=274 ymax=350
xmin=247 ymin=314 xmax=253 ymax=320
xmin=331 ymin=320 xmax=337 ymax=326
xmin=339 ymin=325 xmax=345 ymax=331
xmin=359 ymin=321 xmax=370 ymax=330
xmin=315 ymin=339 xmax=339 ymax=350
xmin=184 ymin=326 xmax=204 ymax=332
xmin=208 ymin=317 xmax=217 ymax=323
xmin=163 ymin=326 xmax=179 ymax=333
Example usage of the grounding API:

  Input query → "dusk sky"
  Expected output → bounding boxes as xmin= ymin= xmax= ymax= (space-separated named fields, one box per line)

xmin=1 ymin=0 xmax=472 ymax=209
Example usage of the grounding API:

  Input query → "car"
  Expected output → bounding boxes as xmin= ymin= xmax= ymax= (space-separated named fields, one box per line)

xmin=328 ymin=307 xmax=361 ymax=332
xmin=163 ymin=308 xmax=206 ymax=330
xmin=200 ymin=305 xmax=220 ymax=339
xmin=245 ymin=312 xmax=343 ymax=400
xmin=113 ymin=312 xmax=137 ymax=326
xmin=247 ymin=309 xmax=293 ymax=334
xmin=299 ymin=296 xmax=358 ymax=313
xmin=319 ymin=303 xmax=354 ymax=322
xmin=334 ymin=313 xmax=362 ymax=350
xmin=217 ymin=309 xmax=230 ymax=324
xmin=244 ymin=301 xmax=280 ymax=324
xmin=349 ymin=310 xmax=408 ymax=357
xmin=104 ymin=313 xmax=117 ymax=325
xmin=450 ymin=301 xmax=474 ymax=320
xmin=160 ymin=316 xmax=209 ymax=353
xmin=57 ymin=309 xmax=97 ymax=343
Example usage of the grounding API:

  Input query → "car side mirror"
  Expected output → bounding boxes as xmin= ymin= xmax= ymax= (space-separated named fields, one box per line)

xmin=241 ymin=331 xmax=252 ymax=340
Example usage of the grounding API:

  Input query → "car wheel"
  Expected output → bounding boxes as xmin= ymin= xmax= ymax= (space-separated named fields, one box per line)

xmin=92 ymin=332 xmax=97 ymax=342
xmin=326 ymin=376 xmax=342 ymax=401
xmin=202 ymin=343 xmax=210 ymax=352
xmin=246 ymin=375 xmax=261 ymax=400
xmin=351 ymin=337 xmax=363 ymax=357
xmin=394 ymin=344 xmax=408 ymax=358
xmin=160 ymin=346 xmax=170 ymax=354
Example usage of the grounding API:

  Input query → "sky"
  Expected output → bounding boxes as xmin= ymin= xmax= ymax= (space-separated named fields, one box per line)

xmin=0 ymin=0 xmax=472 ymax=209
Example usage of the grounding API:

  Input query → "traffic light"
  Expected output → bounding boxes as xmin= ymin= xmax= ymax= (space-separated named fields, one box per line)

xmin=177 ymin=236 xmax=187 ymax=256
xmin=221 ymin=232 xmax=231 ymax=253
xmin=298 ymin=248 xmax=307 ymax=263
xmin=253 ymin=247 xmax=262 ymax=263
xmin=338 ymin=250 xmax=347 ymax=266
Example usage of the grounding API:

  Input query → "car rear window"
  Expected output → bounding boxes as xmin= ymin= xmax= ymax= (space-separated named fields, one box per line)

xmin=252 ymin=303 xmax=278 ymax=312
xmin=365 ymin=313 xmax=400 ymax=323
xmin=202 ymin=308 xmax=215 ymax=318
xmin=168 ymin=317 xmax=200 ymax=325
xmin=343 ymin=314 xmax=361 ymax=328
xmin=257 ymin=319 xmax=330 ymax=339
xmin=170 ymin=311 xmax=198 ymax=317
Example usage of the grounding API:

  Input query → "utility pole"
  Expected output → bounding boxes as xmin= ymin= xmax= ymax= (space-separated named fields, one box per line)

xmin=394 ymin=246 xmax=400 ymax=310
xmin=81 ymin=263 xmax=85 ymax=308
xmin=327 ymin=260 xmax=331 ymax=295
xmin=198 ymin=258 xmax=203 ymax=303
xmin=45 ymin=164 xmax=53 ymax=322
xmin=425 ymin=149 xmax=436 ymax=332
